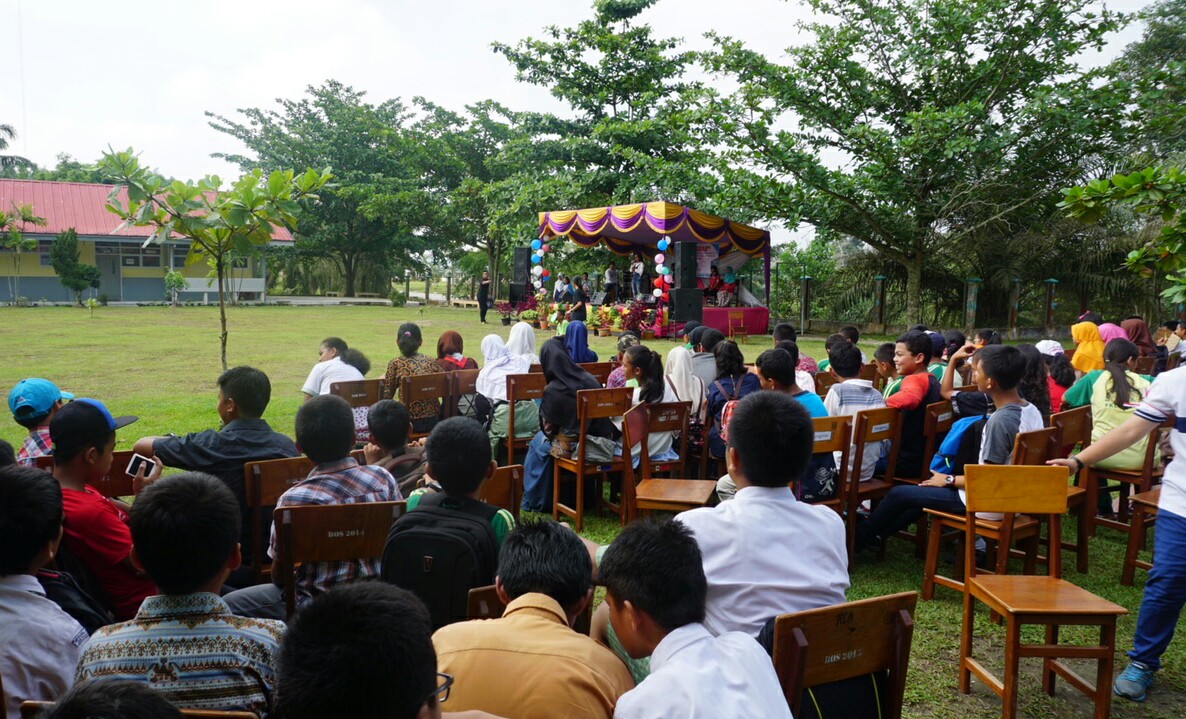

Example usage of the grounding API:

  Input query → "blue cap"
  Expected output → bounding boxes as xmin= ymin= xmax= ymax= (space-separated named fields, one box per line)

xmin=48 ymin=398 xmax=138 ymax=457
xmin=9 ymin=378 xmax=74 ymax=421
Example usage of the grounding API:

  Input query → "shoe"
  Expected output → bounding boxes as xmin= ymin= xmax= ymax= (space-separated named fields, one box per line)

xmin=1114 ymin=661 xmax=1155 ymax=702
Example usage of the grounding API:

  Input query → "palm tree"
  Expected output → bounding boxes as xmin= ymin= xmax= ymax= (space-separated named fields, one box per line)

xmin=1 ymin=203 xmax=47 ymax=302
xmin=0 ymin=124 xmax=32 ymax=170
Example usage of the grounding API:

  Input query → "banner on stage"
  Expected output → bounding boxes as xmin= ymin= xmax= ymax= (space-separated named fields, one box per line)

xmin=696 ymin=244 xmax=718 ymax=278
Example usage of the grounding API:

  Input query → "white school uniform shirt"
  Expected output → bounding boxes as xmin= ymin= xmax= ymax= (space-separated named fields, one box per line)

xmin=795 ymin=369 xmax=815 ymax=394
xmin=0 ymin=574 xmax=88 ymax=719
xmin=613 ymin=623 xmax=791 ymax=719
xmin=1136 ymin=367 xmax=1186 ymax=518
xmin=676 ymin=485 xmax=849 ymax=637
xmin=824 ymin=379 xmax=887 ymax=482
xmin=301 ymin=356 xmax=365 ymax=396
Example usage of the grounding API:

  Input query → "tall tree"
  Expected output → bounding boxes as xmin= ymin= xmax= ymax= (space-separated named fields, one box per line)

xmin=700 ymin=0 xmax=1132 ymax=323
xmin=1115 ymin=0 xmax=1186 ymax=159
xmin=208 ymin=81 xmax=434 ymax=296
xmin=0 ymin=202 xmax=47 ymax=302
xmin=0 ymin=124 xmax=32 ymax=171
xmin=99 ymin=148 xmax=331 ymax=369
xmin=49 ymin=229 xmax=101 ymax=306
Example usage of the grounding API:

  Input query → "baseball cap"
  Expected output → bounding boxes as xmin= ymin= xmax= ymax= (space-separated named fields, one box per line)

xmin=1035 ymin=340 xmax=1064 ymax=357
xmin=49 ymin=398 xmax=138 ymax=457
xmin=688 ymin=325 xmax=707 ymax=346
xmin=616 ymin=333 xmax=641 ymax=353
xmin=927 ymin=332 xmax=946 ymax=359
xmin=677 ymin=320 xmax=702 ymax=338
xmin=9 ymin=378 xmax=74 ymax=421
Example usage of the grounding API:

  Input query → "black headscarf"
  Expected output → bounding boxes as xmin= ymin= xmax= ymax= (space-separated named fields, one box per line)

xmin=539 ymin=337 xmax=612 ymax=438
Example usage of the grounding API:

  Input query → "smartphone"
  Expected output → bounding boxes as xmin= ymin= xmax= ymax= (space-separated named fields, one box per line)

xmin=126 ymin=453 xmax=157 ymax=478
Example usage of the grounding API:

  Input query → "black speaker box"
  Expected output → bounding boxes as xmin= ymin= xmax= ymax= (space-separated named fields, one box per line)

xmin=670 ymin=288 xmax=703 ymax=323
xmin=513 ymin=247 xmax=531 ymax=285
xmin=670 ymin=241 xmax=698 ymax=288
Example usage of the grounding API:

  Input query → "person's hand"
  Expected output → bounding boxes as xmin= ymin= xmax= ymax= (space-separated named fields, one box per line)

xmin=412 ymin=436 xmax=427 ymax=448
xmin=951 ymin=344 xmax=977 ymax=363
xmin=1157 ymin=336 xmax=1168 ymax=346
xmin=1046 ymin=458 xmax=1077 ymax=469
xmin=919 ymin=476 xmax=948 ymax=488
xmin=132 ymin=455 xmax=164 ymax=496
xmin=362 ymin=442 xmax=386 ymax=465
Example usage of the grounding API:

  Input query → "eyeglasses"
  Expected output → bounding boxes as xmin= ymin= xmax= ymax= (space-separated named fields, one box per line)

xmin=426 ymin=672 xmax=453 ymax=704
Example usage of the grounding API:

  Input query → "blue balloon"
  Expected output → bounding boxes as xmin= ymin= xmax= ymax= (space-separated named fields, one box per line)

xmin=531 ymin=240 xmax=542 ymax=250
xmin=531 ymin=254 xmax=541 ymax=264
xmin=657 ymin=239 xmax=670 ymax=251
xmin=660 ymin=266 xmax=671 ymax=275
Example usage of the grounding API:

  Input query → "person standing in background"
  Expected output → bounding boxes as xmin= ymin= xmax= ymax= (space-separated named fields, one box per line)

xmin=630 ymin=255 xmax=644 ymax=299
xmin=605 ymin=264 xmax=619 ymax=303
xmin=477 ymin=271 xmax=491 ymax=324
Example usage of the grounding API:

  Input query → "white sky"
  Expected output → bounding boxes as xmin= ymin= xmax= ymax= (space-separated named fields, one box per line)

xmin=0 ymin=0 xmax=1155 ymax=246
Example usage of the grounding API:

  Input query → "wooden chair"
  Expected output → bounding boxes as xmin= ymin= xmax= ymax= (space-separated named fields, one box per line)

xmin=21 ymin=705 xmax=258 ymax=719
xmin=1122 ymin=487 xmax=1160 ymax=586
xmin=1134 ymin=356 xmax=1157 ymax=375
xmin=478 ymin=464 xmax=524 ymax=521
xmin=917 ymin=401 xmax=955 ymax=483
xmin=814 ymin=371 xmax=839 ymax=398
xmin=1046 ymin=407 xmax=1093 ymax=573
xmin=243 ymin=456 xmax=316 ymax=584
xmin=921 ymin=429 xmax=1054 ymax=600
xmin=447 ymin=368 xmax=480 ymax=419
xmin=36 ymin=450 xmax=140 ymax=497
xmin=808 ymin=415 xmax=852 ymax=513
xmin=273 ymin=500 xmax=406 ymax=619
xmin=859 ymin=363 xmax=879 ymax=382
xmin=957 ymin=465 xmax=1126 ymax=719
xmin=578 ymin=361 xmax=614 ymax=387
xmin=1167 ymin=352 xmax=1182 ymax=371
xmin=552 ymin=388 xmax=633 ymax=531
xmin=772 ymin=592 xmax=918 ymax=719
xmin=843 ymin=408 xmax=902 ymax=563
xmin=728 ymin=309 xmax=749 ymax=343
xmin=528 ymin=363 xmax=543 ymax=374
xmin=467 ymin=584 xmax=593 ymax=635
xmin=620 ymin=402 xmax=715 ymax=524
xmin=328 ymin=378 xmax=383 ymax=443
xmin=504 ymin=373 xmax=547 ymax=465
xmin=1085 ymin=416 xmax=1170 ymax=536
xmin=401 ymin=372 xmax=450 ymax=439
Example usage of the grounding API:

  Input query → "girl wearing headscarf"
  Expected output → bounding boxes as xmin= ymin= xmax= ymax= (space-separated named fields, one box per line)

xmin=563 ymin=321 xmax=598 ymax=363
xmin=1071 ymin=322 xmax=1106 ymax=375
xmin=1098 ymin=323 xmax=1127 ymax=344
xmin=506 ymin=321 xmax=539 ymax=364
xmin=1122 ymin=318 xmax=1157 ymax=357
xmin=520 ymin=337 xmax=613 ymax=512
xmin=381 ymin=323 xmax=442 ymax=435
xmin=717 ymin=266 xmax=739 ymax=307
xmin=666 ymin=345 xmax=707 ymax=447
xmin=436 ymin=331 xmax=478 ymax=372
xmin=475 ymin=334 xmax=537 ymax=455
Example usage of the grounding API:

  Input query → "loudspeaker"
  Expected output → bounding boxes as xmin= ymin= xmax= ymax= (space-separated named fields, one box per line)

xmin=670 ymin=241 xmax=698 ymax=288
xmin=512 ymin=247 xmax=531 ymax=285
xmin=670 ymin=288 xmax=702 ymax=323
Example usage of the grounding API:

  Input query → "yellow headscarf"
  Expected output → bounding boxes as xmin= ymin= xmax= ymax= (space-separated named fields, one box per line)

xmin=1071 ymin=322 xmax=1106 ymax=373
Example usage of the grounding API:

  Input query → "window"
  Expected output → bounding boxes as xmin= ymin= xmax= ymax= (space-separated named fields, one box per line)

xmin=170 ymin=244 xmax=191 ymax=269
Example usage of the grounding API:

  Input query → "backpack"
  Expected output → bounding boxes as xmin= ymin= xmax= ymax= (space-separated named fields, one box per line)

xmin=37 ymin=568 xmax=113 ymax=635
xmin=796 ymin=452 xmax=840 ymax=503
xmin=713 ymin=378 xmax=743 ymax=443
xmin=380 ymin=493 xmax=500 ymax=629
xmin=929 ymin=415 xmax=989 ymax=476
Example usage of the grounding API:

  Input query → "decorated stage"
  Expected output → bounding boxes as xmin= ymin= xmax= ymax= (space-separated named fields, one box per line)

xmin=699 ymin=306 xmax=770 ymax=336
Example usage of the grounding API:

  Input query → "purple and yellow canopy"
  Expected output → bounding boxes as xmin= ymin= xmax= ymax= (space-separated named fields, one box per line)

xmin=538 ymin=201 xmax=771 ymax=256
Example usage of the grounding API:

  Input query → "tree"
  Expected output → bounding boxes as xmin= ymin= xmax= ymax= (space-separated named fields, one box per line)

xmin=49 ymin=229 xmax=101 ymax=306
xmin=0 ymin=124 xmax=31 ymax=171
xmin=700 ymin=0 xmax=1132 ymax=323
xmin=1114 ymin=0 xmax=1186 ymax=159
xmin=207 ymin=81 xmax=434 ymax=297
xmin=0 ymin=202 xmax=47 ymax=302
xmin=98 ymin=148 xmax=331 ymax=370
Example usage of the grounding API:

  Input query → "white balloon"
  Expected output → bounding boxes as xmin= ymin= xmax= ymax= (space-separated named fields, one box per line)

xmin=536 ymin=249 xmax=545 ymax=257
xmin=532 ymin=265 xmax=543 ymax=277
xmin=534 ymin=280 xmax=543 ymax=289
xmin=652 ymin=288 xmax=663 ymax=297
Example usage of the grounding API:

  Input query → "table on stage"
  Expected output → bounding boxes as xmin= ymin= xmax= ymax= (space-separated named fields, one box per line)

xmin=698 ymin=306 xmax=770 ymax=336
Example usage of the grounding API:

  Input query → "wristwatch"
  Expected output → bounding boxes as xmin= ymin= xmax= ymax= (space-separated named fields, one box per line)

xmin=944 ymin=475 xmax=955 ymax=488
xmin=1071 ymin=456 xmax=1085 ymax=472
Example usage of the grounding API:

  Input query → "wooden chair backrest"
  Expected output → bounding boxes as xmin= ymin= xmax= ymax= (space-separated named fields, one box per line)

xmin=572 ymin=388 xmax=633 ymax=465
xmin=920 ymin=401 xmax=955 ymax=474
xmin=811 ymin=415 xmax=852 ymax=455
xmin=20 ymin=705 xmax=258 ymax=719
xmin=274 ymin=500 xmax=406 ymax=618
xmin=478 ymin=464 xmax=524 ymax=520
xmin=529 ymin=363 xmax=543 ymax=374
xmin=954 ymin=385 xmax=979 ymax=393
xmin=579 ymin=362 xmax=614 ymax=387
xmin=859 ymin=363 xmax=878 ymax=382
xmin=467 ymin=584 xmax=593 ymax=635
xmin=1050 ymin=406 xmax=1092 ymax=453
xmin=506 ymin=372 xmax=546 ymax=402
xmin=1168 ymin=352 xmax=1182 ymax=371
xmin=963 ymin=465 xmax=1070 ymax=580
xmin=621 ymin=401 xmax=691 ymax=481
xmin=244 ymin=456 xmax=315 ymax=582
xmin=401 ymin=372 xmax=450 ymax=405
xmin=450 ymin=368 xmax=480 ymax=397
xmin=1011 ymin=427 xmax=1057 ymax=466
xmin=1135 ymin=356 xmax=1157 ymax=375
xmin=35 ymin=451 xmax=139 ymax=498
xmin=328 ymin=378 xmax=382 ymax=407
xmin=852 ymin=407 xmax=901 ymax=481
xmin=772 ymin=591 xmax=918 ymax=719
xmin=814 ymin=371 xmax=839 ymax=397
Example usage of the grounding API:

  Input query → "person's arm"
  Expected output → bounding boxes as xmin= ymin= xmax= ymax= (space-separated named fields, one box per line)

xmin=886 ymin=373 xmax=928 ymax=411
xmin=941 ymin=344 xmax=974 ymax=400
xmin=132 ymin=436 xmax=164 ymax=457
xmin=1049 ymin=413 xmax=1159 ymax=469
xmin=1060 ymin=372 xmax=1095 ymax=408
xmin=301 ymin=363 xmax=323 ymax=399
xmin=381 ymin=359 xmax=398 ymax=400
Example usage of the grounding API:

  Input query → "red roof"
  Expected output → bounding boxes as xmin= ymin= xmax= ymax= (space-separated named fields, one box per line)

xmin=0 ymin=179 xmax=293 ymax=242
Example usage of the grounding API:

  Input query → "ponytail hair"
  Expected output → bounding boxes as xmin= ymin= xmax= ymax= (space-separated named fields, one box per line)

xmin=396 ymin=323 xmax=423 ymax=357
xmin=975 ymin=328 xmax=1002 ymax=346
xmin=625 ymin=345 xmax=665 ymax=404
xmin=1103 ymin=339 xmax=1141 ymax=409
xmin=1044 ymin=353 xmax=1075 ymax=389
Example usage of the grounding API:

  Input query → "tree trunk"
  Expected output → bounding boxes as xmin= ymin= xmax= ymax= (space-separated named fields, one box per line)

xmin=487 ymin=245 xmax=500 ymax=299
xmin=216 ymin=258 xmax=228 ymax=372
xmin=343 ymin=261 xmax=357 ymax=297
xmin=75 ymin=290 xmax=84 ymax=308
xmin=904 ymin=254 xmax=924 ymax=325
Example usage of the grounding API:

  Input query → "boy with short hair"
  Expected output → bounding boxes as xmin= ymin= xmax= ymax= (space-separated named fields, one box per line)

xmin=856 ymin=345 xmax=1041 ymax=550
xmin=364 ymin=399 xmax=427 ymax=496
xmin=885 ymin=330 xmax=943 ymax=478
xmin=0 ymin=464 xmax=88 ymax=719
xmin=600 ymin=519 xmax=790 ymax=719
xmin=8 ymin=378 xmax=73 ymax=466
xmin=76 ymin=473 xmax=285 ymax=715
xmin=839 ymin=324 xmax=868 ymax=362
xmin=815 ymin=333 xmax=846 ymax=373
xmin=875 ymin=342 xmax=901 ymax=397
xmin=824 ymin=343 xmax=887 ymax=483
xmin=755 ymin=349 xmax=827 ymax=417
xmin=774 ymin=322 xmax=818 ymax=374
xmin=50 ymin=399 xmax=156 ymax=620
xmin=224 ymin=394 xmax=400 ymax=620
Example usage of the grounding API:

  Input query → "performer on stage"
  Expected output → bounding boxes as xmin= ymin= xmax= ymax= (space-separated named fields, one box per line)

xmin=702 ymin=266 xmax=723 ymax=301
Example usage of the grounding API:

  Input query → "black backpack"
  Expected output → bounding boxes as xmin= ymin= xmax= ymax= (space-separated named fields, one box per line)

xmin=380 ymin=493 xmax=500 ymax=629
xmin=37 ymin=568 xmax=114 ymax=635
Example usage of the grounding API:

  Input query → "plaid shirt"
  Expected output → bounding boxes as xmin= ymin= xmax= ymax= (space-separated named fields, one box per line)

xmin=18 ymin=426 xmax=52 ymax=466
xmin=270 ymin=457 xmax=400 ymax=604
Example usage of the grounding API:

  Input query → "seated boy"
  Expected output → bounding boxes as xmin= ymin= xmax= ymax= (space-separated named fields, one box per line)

xmin=815 ymin=333 xmax=846 ymax=373
xmin=838 ymin=325 xmax=868 ymax=363
xmin=432 ymin=520 xmax=634 ymax=719
xmin=600 ymin=519 xmax=791 ymax=719
xmin=76 ymin=473 xmax=285 ymax=715
xmin=49 ymin=398 xmax=157 ymax=620
xmin=224 ymin=394 xmax=400 ymax=620
xmin=0 ymin=465 xmax=89 ymax=719
xmin=8 ymin=378 xmax=73 ymax=466
xmin=884 ymin=331 xmax=943 ymax=478
xmin=133 ymin=366 xmax=298 ymax=566
xmin=363 ymin=399 xmax=427 ymax=496
xmin=823 ymin=343 xmax=887 ymax=483
xmin=875 ymin=342 xmax=900 ymax=397
xmin=855 ymin=345 xmax=1042 ymax=550
xmin=404 ymin=417 xmax=515 ymax=545
xmin=759 ymin=347 xmax=827 ymax=415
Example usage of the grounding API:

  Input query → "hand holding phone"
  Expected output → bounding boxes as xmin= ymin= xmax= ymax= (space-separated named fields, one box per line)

xmin=128 ymin=453 xmax=162 ymax=496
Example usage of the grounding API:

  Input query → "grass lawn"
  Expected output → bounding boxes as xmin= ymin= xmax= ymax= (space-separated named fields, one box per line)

xmin=1 ymin=304 xmax=1183 ymax=718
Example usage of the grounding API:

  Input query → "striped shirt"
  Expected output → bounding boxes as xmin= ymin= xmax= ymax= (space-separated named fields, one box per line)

xmin=823 ymin=380 xmax=887 ymax=482
xmin=75 ymin=593 xmax=284 ymax=716
xmin=270 ymin=457 xmax=401 ymax=604
xmin=17 ymin=426 xmax=52 ymax=466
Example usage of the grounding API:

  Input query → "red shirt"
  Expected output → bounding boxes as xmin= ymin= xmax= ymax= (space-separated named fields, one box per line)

xmin=60 ymin=487 xmax=156 ymax=620
xmin=1048 ymin=376 xmax=1068 ymax=415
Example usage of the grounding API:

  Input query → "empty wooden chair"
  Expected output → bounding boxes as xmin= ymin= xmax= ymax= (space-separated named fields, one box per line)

xmin=328 ymin=378 xmax=383 ymax=444
xmin=478 ymin=465 xmax=524 ymax=521
xmin=620 ymin=402 xmax=714 ymax=524
xmin=553 ymin=388 xmax=633 ymax=531
xmin=243 ymin=456 xmax=316 ymax=584
xmin=957 ymin=464 xmax=1126 ymax=719
xmin=504 ymin=373 xmax=547 ymax=465
xmin=728 ymin=309 xmax=749 ymax=343
xmin=401 ymin=372 xmax=450 ymax=439
xmin=772 ymin=592 xmax=918 ymax=719
xmin=273 ymin=500 xmax=406 ymax=619
xmin=1122 ymin=487 xmax=1160 ymax=586
xmin=578 ymin=361 xmax=614 ymax=387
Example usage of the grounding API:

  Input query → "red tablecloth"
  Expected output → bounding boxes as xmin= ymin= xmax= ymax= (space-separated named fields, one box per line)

xmin=700 ymin=306 xmax=770 ymax=336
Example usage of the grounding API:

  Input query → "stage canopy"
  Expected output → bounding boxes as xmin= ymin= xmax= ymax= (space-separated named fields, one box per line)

xmin=538 ymin=201 xmax=771 ymax=256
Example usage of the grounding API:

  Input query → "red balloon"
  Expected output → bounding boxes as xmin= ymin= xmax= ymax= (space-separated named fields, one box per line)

xmin=541 ymin=269 xmax=550 ymax=278
xmin=661 ymin=292 xmax=670 ymax=302
xmin=653 ymin=277 xmax=664 ymax=289
xmin=542 ymin=244 xmax=551 ymax=252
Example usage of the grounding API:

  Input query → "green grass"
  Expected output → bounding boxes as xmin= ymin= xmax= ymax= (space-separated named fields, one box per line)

xmin=2 ymin=304 xmax=1183 ymax=717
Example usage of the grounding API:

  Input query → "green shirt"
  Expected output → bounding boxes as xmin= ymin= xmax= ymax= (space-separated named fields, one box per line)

xmin=883 ymin=376 xmax=904 ymax=399
xmin=928 ymin=362 xmax=946 ymax=381
xmin=818 ymin=358 xmax=831 ymax=372
xmin=405 ymin=490 xmax=516 ymax=546
xmin=1062 ymin=370 xmax=1155 ymax=409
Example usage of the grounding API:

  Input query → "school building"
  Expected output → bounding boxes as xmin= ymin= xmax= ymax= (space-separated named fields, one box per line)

xmin=0 ymin=179 xmax=288 ymax=303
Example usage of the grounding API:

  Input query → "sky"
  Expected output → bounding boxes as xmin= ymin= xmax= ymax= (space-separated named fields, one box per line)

xmin=0 ymin=0 xmax=1157 ymax=245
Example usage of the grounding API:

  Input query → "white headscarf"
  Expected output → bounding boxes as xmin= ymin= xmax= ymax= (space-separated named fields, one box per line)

xmin=665 ymin=346 xmax=705 ymax=417
xmin=506 ymin=322 xmax=538 ymax=364
xmin=476 ymin=335 xmax=531 ymax=402
xmin=1035 ymin=340 xmax=1065 ymax=357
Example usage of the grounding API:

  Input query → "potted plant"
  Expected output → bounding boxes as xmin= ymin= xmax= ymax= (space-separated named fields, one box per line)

xmin=520 ymin=309 xmax=540 ymax=328
xmin=620 ymin=301 xmax=649 ymax=337
xmin=495 ymin=301 xmax=516 ymax=326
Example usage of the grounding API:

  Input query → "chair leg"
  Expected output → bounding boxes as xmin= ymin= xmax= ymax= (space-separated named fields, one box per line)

xmin=959 ymin=594 xmax=974 ymax=694
xmin=1085 ymin=471 xmax=1099 ymax=537
xmin=1122 ymin=505 xmax=1146 ymax=586
xmin=922 ymin=519 xmax=943 ymax=600
xmin=1042 ymin=624 xmax=1059 ymax=696
xmin=1095 ymin=621 xmax=1118 ymax=719
xmin=1076 ymin=500 xmax=1090 ymax=573
xmin=574 ymin=469 xmax=585 ymax=533
xmin=1003 ymin=618 xmax=1022 ymax=719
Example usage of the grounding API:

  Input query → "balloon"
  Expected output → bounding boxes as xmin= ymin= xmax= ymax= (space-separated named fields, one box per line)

xmin=662 ymin=292 xmax=669 ymax=302
xmin=532 ymin=265 xmax=543 ymax=277
xmin=654 ymin=263 xmax=664 ymax=274
xmin=657 ymin=239 xmax=669 ymax=251
xmin=541 ymin=269 xmax=550 ymax=278
xmin=653 ymin=277 xmax=664 ymax=289
xmin=663 ymin=274 xmax=673 ymax=285
xmin=542 ymin=244 xmax=551 ymax=252
xmin=531 ymin=255 xmax=541 ymax=264
xmin=531 ymin=240 xmax=542 ymax=250
xmin=660 ymin=266 xmax=671 ymax=275
xmin=534 ymin=280 xmax=543 ymax=289
xmin=654 ymin=253 xmax=665 ymax=264
xmin=653 ymin=288 xmax=663 ymax=297
xmin=536 ymin=249 xmax=545 ymax=257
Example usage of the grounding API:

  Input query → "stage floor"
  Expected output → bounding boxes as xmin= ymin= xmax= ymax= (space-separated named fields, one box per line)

xmin=698 ymin=306 xmax=770 ymax=336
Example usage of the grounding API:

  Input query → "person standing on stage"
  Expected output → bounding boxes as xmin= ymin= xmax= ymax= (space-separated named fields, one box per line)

xmin=605 ymin=263 xmax=619 ymax=303
xmin=630 ymin=255 xmax=644 ymax=299
xmin=477 ymin=270 xmax=491 ymax=324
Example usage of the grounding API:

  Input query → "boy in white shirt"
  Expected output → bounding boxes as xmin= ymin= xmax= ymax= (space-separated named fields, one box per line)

xmin=600 ymin=519 xmax=790 ymax=719
xmin=823 ymin=342 xmax=887 ymax=482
